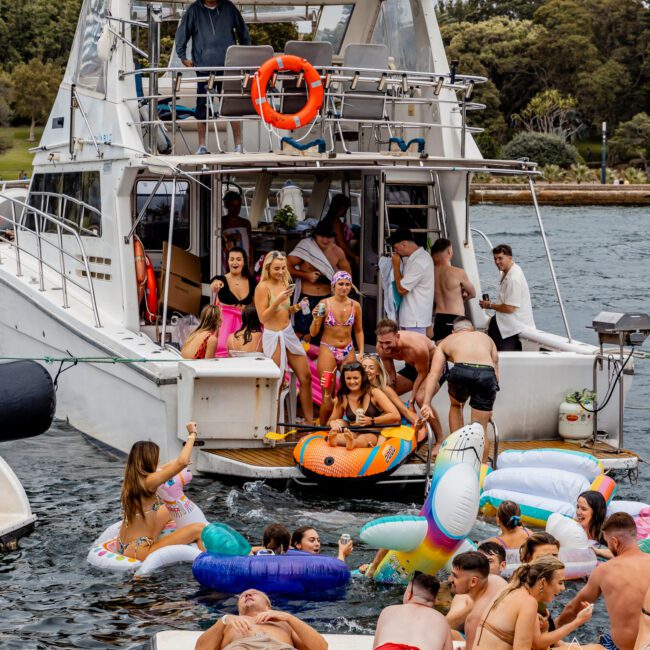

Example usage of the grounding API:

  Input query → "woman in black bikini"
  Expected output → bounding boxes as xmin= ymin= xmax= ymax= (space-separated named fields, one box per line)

xmin=117 ymin=422 xmax=206 ymax=560
xmin=327 ymin=362 xmax=399 ymax=450
xmin=474 ymin=556 xmax=595 ymax=650
xmin=211 ymin=246 xmax=256 ymax=308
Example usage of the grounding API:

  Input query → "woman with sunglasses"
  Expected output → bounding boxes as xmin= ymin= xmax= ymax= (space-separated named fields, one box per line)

xmin=361 ymin=354 xmax=424 ymax=433
xmin=327 ymin=362 xmax=399 ymax=449
xmin=310 ymin=271 xmax=364 ymax=423
xmin=254 ymin=251 xmax=314 ymax=423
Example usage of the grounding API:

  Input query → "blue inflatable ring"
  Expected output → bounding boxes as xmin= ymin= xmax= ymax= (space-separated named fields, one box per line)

xmin=192 ymin=549 xmax=350 ymax=594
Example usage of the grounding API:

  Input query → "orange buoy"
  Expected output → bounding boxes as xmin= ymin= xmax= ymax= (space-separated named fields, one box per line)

xmin=134 ymin=238 xmax=147 ymax=304
xmin=251 ymin=55 xmax=324 ymax=131
xmin=144 ymin=255 xmax=158 ymax=324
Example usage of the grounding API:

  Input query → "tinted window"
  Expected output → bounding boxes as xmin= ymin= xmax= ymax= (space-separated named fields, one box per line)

xmin=135 ymin=180 xmax=190 ymax=250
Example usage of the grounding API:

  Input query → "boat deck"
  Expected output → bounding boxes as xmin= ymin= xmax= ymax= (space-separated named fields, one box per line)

xmin=196 ymin=438 xmax=638 ymax=481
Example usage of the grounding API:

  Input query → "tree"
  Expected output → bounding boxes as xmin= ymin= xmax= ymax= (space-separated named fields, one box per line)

xmin=249 ymin=23 xmax=299 ymax=51
xmin=501 ymin=132 xmax=580 ymax=168
xmin=609 ymin=112 xmax=650 ymax=175
xmin=436 ymin=0 xmax=545 ymax=23
xmin=0 ymin=71 xmax=12 ymax=126
xmin=513 ymin=89 xmax=580 ymax=142
xmin=10 ymin=59 xmax=61 ymax=141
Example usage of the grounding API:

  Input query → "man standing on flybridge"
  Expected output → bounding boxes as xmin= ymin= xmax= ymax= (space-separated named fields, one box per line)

xmin=175 ymin=0 xmax=250 ymax=154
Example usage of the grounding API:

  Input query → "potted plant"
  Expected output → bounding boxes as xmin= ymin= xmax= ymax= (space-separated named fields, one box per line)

xmin=273 ymin=205 xmax=298 ymax=231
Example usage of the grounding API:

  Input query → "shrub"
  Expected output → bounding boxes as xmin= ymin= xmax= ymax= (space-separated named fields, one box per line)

xmin=541 ymin=164 xmax=565 ymax=182
xmin=0 ymin=132 xmax=11 ymax=155
xmin=569 ymin=164 xmax=596 ymax=184
xmin=501 ymin=132 xmax=580 ymax=168
xmin=622 ymin=167 xmax=649 ymax=184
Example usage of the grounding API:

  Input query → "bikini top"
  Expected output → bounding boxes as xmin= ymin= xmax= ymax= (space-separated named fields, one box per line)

xmin=211 ymin=274 xmax=255 ymax=307
xmin=193 ymin=333 xmax=212 ymax=359
xmin=344 ymin=394 xmax=382 ymax=421
xmin=494 ymin=528 xmax=531 ymax=549
xmin=268 ymin=285 xmax=290 ymax=311
xmin=325 ymin=298 xmax=355 ymax=327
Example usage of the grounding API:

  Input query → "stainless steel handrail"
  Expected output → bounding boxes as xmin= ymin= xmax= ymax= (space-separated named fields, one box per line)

xmin=470 ymin=227 xmax=494 ymax=251
xmin=29 ymin=191 xmax=102 ymax=238
xmin=488 ymin=419 xmax=499 ymax=469
xmin=0 ymin=193 xmax=102 ymax=327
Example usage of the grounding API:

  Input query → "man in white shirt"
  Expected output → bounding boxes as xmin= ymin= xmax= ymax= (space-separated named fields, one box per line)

xmin=479 ymin=243 xmax=535 ymax=351
xmin=388 ymin=228 xmax=434 ymax=336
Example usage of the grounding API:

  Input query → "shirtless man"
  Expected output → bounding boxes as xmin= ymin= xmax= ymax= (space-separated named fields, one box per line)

xmin=446 ymin=552 xmax=506 ymax=650
xmin=195 ymin=588 xmax=327 ymax=650
xmin=557 ymin=512 xmax=650 ymax=650
xmin=421 ymin=317 xmax=498 ymax=461
xmin=375 ymin=319 xmax=443 ymax=448
xmin=635 ymin=585 xmax=650 ymax=650
xmin=431 ymin=238 xmax=476 ymax=342
xmin=288 ymin=220 xmax=351 ymax=340
xmin=373 ymin=572 xmax=453 ymax=650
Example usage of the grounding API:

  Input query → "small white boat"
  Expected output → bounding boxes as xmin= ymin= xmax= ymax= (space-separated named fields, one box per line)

xmin=151 ymin=630 xmax=465 ymax=649
xmin=0 ymin=456 xmax=36 ymax=552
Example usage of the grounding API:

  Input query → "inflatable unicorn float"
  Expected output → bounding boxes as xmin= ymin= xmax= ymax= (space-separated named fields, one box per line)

xmin=361 ymin=423 xmax=484 ymax=584
xmin=87 ymin=467 xmax=207 ymax=576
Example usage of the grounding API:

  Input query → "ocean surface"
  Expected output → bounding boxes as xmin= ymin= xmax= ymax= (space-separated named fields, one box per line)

xmin=1 ymin=204 xmax=649 ymax=649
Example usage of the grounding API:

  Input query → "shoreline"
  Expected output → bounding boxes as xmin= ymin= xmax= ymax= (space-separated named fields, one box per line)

xmin=470 ymin=183 xmax=650 ymax=206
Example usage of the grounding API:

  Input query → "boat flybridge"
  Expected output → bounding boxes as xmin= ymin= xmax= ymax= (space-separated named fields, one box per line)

xmin=0 ymin=0 xmax=641 ymax=484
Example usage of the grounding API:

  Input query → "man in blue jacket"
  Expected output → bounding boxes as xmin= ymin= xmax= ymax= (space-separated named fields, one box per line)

xmin=176 ymin=0 xmax=250 ymax=154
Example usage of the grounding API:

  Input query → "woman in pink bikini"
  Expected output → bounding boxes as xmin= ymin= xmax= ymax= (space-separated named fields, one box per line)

xmin=309 ymin=271 xmax=363 ymax=424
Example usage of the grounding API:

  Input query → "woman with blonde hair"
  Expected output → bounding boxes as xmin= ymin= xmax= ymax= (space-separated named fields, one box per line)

xmin=116 ymin=422 xmax=206 ymax=560
xmin=254 ymin=250 xmax=313 ymax=423
xmin=181 ymin=304 xmax=222 ymax=359
xmin=474 ymin=556 xmax=596 ymax=650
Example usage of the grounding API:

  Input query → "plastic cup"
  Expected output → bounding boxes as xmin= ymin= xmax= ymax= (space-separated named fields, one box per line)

xmin=300 ymin=299 xmax=311 ymax=315
xmin=322 ymin=370 xmax=335 ymax=389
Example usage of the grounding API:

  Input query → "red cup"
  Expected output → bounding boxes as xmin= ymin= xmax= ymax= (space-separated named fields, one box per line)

xmin=322 ymin=370 xmax=335 ymax=389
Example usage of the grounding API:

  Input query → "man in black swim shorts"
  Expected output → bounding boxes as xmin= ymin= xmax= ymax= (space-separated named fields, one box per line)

xmin=421 ymin=317 xmax=499 ymax=461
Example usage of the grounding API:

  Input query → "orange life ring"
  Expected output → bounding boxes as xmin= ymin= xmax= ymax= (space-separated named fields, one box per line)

xmin=134 ymin=238 xmax=147 ymax=304
xmin=251 ymin=55 xmax=324 ymax=131
xmin=144 ymin=255 xmax=158 ymax=324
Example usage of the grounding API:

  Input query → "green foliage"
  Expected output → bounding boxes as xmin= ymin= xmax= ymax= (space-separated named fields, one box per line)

xmin=0 ymin=126 xmax=43 ymax=179
xmin=249 ymin=23 xmax=299 ymax=51
xmin=513 ymin=89 xmax=579 ymax=142
xmin=569 ymin=163 xmax=595 ymax=184
xmin=610 ymin=113 xmax=650 ymax=173
xmin=501 ymin=132 xmax=580 ymax=168
xmin=10 ymin=60 xmax=61 ymax=141
xmin=0 ymin=72 xmax=12 ymax=126
xmin=621 ymin=167 xmax=649 ymax=184
xmin=273 ymin=205 xmax=298 ymax=230
xmin=541 ymin=164 xmax=565 ymax=182
xmin=436 ymin=0 xmax=545 ymax=23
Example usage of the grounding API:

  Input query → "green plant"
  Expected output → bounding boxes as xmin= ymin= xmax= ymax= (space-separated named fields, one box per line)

xmin=569 ymin=163 xmax=595 ymax=184
xmin=472 ymin=172 xmax=492 ymax=184
xmin=622 ymin=167 xmax=649 ymax=184
xmin=273 ymin=205 xmax=298 ymax=230
xmin=541 ymin=164 xmax=565 ymax=182
xmin=501 ymin=132 xmax=580 ymax=168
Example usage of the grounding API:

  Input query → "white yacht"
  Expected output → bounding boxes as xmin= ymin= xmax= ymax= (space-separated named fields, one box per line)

xmin=0 ymin=0 xmax=641 ymax=482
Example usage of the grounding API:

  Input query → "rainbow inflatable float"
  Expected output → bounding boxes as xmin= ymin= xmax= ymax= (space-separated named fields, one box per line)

xmin=360 ymin=423 xmax=484 ymax=584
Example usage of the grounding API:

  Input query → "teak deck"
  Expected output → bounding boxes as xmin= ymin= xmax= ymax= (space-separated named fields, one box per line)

xmin=204 ymin=438 xmax=638 ymax=469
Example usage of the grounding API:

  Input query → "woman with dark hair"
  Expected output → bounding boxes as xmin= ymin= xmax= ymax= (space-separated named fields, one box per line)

xmin=291 ymin=526 xmax=353 ymax=562
xmin=227 ymin=304 xmax=263 ymax=356
xmin=211 ymin=246 xmax=256 ymax=308
xmin=485 ymin=500 xmax=531 ymax=550
xmin=520 ymin=532 xmax=560 ymax=564
xmin=576 ymin=490 xmax=613 ymax=559
xmin=181 ymin=304 xmax=222 ymax=359
xmin=320 ymin=194 xmax=358 ymax=266
xmin=474 ymin=557 xmax=596 ymax=650
xmin=327 ymin=362 xmax=399 ymax=449
xmin=251 ymin=523 xmax=291 ymax=555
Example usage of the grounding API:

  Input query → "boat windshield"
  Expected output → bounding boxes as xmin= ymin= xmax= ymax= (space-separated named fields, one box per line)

xmin=371 ymin=0 xmax=418 ymax=71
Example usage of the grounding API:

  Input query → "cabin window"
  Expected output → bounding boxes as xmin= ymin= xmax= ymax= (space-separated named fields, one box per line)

xmin=134 ymin=180 xmax=191 ymax=251
xmin=28 ymin=172 xmax=102 ymax=236
xmin=315 ymin=5 xmax=353 ymax=54
xmin=371 ymin=0 xmax=418 ymax=71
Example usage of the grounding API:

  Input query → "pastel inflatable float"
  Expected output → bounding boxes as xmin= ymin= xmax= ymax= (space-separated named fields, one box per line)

xmin=193 ymin=522 xmax=350 ymax=594
xmin=87 ymin=468 xmax=207 ymax=576
xmin=480 ymin=449 xmax=616 ymax=527
xmin=360 ymin=423 xmax=484 ymax=584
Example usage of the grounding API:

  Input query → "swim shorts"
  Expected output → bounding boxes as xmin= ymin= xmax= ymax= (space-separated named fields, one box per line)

xmin=599 ymin=633 xmax=619 ymax=650
xmin=447 ymin=363 xmax=499 ymax=411
xmin=375 ymin=644 xmax=421 ymax=650
xmin=398 ymin=363 xmax=418 ymax=383
xmin=433 ymin=313 xmax=458 ymax=342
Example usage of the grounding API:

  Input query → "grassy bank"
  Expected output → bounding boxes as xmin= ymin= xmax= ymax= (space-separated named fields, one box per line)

xmin=0 ymin=126 xmax=43 ymax=181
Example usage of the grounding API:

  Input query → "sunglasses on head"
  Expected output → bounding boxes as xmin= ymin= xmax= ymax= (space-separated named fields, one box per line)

xmin=342 ymin=362 xmax=363 ymax=372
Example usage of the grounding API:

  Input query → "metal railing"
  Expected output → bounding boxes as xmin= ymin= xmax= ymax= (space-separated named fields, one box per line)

xmin=29 ymin=191 xmax=102 ymax=238
xmin=0 ymin=193 xmax=102 ymax=327
xmin=121 ymin=64 xmax=487 ymax=156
